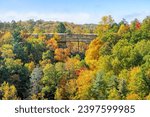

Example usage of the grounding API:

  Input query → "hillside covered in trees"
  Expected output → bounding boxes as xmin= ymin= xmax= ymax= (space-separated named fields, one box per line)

xmin=0 ymin=15 xmax=150 ymax=100
xmin=0 ymin=20 xmax=96 ymax=34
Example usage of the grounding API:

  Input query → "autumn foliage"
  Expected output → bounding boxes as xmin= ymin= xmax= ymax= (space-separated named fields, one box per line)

xmin=0 ymin=16 xmax=150 ymax=100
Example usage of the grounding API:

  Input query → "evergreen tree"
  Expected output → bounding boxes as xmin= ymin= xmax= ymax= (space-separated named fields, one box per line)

xmin=56 ymin=22 xmax=66 ymax=33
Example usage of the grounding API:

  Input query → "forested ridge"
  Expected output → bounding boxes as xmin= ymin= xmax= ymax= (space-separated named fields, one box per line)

xmin=0 ymin=15 xmax=150 ymax=100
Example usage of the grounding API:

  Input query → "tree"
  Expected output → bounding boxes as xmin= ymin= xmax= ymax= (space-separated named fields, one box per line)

xmin=0 ymin=44 xmax=15 ymax=58
xmin=25 ymin=61 xmax=35 ymax=73
xmin=56 ymin=22 xmax=66 ymax=33
xmin=85 ymin=38 xmax=103 ymax=69
xmin=95 ymin=15 xmax=114 ymax=37
xmin=46 ymin=37 xmax=58 ymax=51
xmin=127 ymin=67 xmax=149 ymax=99
xmin=41 ymin=64 xmax=61 ymax=99
xmin=112 ymin=39 xmax=135 ymax=69
xmin=54 ymin=48 xmax=70 ymax=62
xmin=0 ymin=82 xmax=19 ymax=100
xmin=65 ymin=29 xmax=72 ymax=34
xmin=141 ymin=16 xmax=150 ymax=31
xmin=0 ymin=31 xmax=12 ymax=46
xmin=42 ymin=50 xmax=54 ymax=62
xmin=76 ymin=70 xmax=95 ymax=99
xmin=101 ymin=15 xmax=114 ymax=26
xmin=55 ymin=57 xmax=84 ymax=100
xmin=12 ymin=29 xmax=29 ymax=62
xmin=90 ymin=72 xmax=107 ymax=99
xmin=108 ymin=88 xmax=121 ymax=100
xmin=3 ymin=58 xmax=30 ymax=99
xmin=134 ymin=40 xmax=150 ymax=57
xmin=55 ymin=78 xmax=77 ymax=100
xmin=130 ymin=19 xmax=141 ymax=30
xmin=27 ymin=37 xmax=46 ymax=63
xmin=118 ymin=79 xmax=128 ymax=99
xmin=118 ymin=24 xmax=129 ymax=36
xmin=30 ymin=66 xmax=43 ymax=98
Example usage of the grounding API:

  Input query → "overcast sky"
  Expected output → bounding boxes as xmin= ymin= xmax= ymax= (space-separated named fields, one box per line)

xmin=0 ymin=0 xmax=150 ymax=24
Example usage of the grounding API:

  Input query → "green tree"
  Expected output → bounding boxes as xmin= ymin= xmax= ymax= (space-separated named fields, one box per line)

xmin=41 ymin=64 xmax=61 ymax=99
xmin=90 ymin=72 xmax=107 ymax=99
xmin=56 ymin=22 xmax=66 ymax=33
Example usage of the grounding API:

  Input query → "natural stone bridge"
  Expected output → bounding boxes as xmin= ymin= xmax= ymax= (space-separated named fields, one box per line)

xmin=32 ymin=33 xmax=97 ymax=43
xmin=31 ymin=33 xmax=97 ymax=53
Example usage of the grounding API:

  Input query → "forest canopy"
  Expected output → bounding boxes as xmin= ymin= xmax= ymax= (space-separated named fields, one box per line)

xmin=0 ymin=15 xmax=150 ymax=100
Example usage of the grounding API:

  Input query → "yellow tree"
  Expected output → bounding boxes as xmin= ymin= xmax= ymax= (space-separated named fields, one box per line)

xmin=0 ymin=82 xmax=19 ymax=100
xmin=118 ymin=24 xmax=129 ymax=35
xmin=85 ymin=38 xmax=103 ymax=69
xmin=76 ymin=70 xmax=95 ymax=99
xmin=108 ymin=88 xmax=121 ymax=100
xmin=126 ymin=67 xmax=149 ymax=99
xmin=95 ymin=15 xmax=114 ymax=38
xmin=0 ymin=44 xmax=15 ymax=58
xmin=0 ymin=31 xmax=12 ymax=46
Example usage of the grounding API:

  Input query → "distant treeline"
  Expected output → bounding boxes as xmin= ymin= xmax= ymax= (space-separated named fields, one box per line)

xmin=0 ymin=20 xmax=97 ymax=34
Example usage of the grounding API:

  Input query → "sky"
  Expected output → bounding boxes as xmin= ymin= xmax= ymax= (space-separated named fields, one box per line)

xmin=0 ymin=0 xmax=150 ymax=24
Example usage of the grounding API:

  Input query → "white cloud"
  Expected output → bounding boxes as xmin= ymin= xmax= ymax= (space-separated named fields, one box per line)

xmin=1 ymin=11 xmax=148 ymax=24
xmin=0 ymin=11 xmax=94 ymax=24
xmin=123 ymin=11 xmax=150 ymax=22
